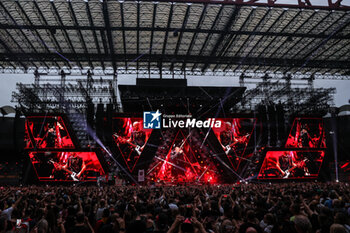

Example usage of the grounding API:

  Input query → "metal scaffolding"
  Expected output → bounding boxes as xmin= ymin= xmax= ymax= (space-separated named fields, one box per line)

xmin=12 ymin=73 xmax=120 ymax=113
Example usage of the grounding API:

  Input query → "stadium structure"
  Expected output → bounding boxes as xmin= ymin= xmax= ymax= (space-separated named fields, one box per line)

xmin=0 ymin=0 xmax=349 ymax=184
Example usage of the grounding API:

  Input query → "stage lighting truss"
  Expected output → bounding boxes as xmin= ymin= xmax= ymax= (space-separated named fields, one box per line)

xmin=11 ymin=74 xmax=120 ymax=113
xmin=234 ymin=79 xmax=336 ymax=114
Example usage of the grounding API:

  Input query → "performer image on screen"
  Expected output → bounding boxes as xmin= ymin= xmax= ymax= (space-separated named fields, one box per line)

xmin=299 ymin=125 xmax=311 ymax=148
xmin=219 ymin=122 xmax=237 ymax=154
xmin=129 ymin=121 xmax=146 ymax=150
xmin=170 ymin=142 xmax=184 ymax=160
xmin=46 ymin=124 xmax=56 ymax=147
xmin=114 ymin=121 xmax=146 ymax=161
xmin=293 ymin=152 xmax=310 ymax=177
xmin=168 ymin=139 xmax=198 ymax=183
xmin=261 ymin=151 xmax=313 ymax=179
xmin=51 ymin=153 xmax=86 ymax=181
xmin=169 ymin=140 xmax=186 ymax=179
xmin=276 ymin=151 xmax=296 ymax=178
xmin=219 ymin=121 xmax=250 ymax=157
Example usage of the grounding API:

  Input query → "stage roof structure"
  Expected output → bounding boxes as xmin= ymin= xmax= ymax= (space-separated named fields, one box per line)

xmin=0 ymin=0 xmax=349 ymax=78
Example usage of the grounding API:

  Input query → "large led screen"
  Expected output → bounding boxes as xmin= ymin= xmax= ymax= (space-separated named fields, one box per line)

xmin=112 ymin=117 xmax=153 ymax=172
xmin=146 ymin=129 xmax=220 ymax=184
xmin=25 ymin=116 xmax=74 ymax=149
xmin=143 ymin=118 xmax=256 ymax=184
xmin=258 ymin=150 xmax=325 ymax=179
xmin=211 ymin=118 xmax=256 ymax=170
xmin=285 ymin=118 xmax=326 ymax=148
xmin=29 ymin=151 xmax=105 ymax=181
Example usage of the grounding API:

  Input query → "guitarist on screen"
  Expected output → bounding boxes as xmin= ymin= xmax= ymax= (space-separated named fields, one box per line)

xmin=293 ymin=152 xmax=310 ymax=177
xmin=220 ymin=122 xmax=236 ymax=153
xmin=60 ymin=153 xmax=86 ymax=181
xmin=49 ymin=153 xmax=86 ymax=181
xmin=276 ymin=151 xmax=296 ymax=178
xmin=114 ymin=121 xmax=146 ymax=160
xmin=129 ymin=121 xmax=146 ymax=151
xmin=219 ymin=121 xmax=250 ymax=157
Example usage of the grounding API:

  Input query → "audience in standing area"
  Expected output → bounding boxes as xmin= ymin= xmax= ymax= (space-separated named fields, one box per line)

xmin=0 ymin=182 xmax=349 ymax=233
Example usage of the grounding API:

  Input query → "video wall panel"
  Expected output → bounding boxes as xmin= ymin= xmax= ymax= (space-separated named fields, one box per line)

xmin=285 ymin=118 xmax=326 ymax=148
xmin=258 ymin=150 xmax=325 ymax=179
xmin=24 ymin=114 xmax=327 ymax=183
xmin=25 ymin=116 xmax=74 ymax=149
xmin=112 ymin=117 xmax=153 ymax=172
xmin=211 ymin=118 xmax=256 ymax=170
xmin=29 ymin=151 xmax=105 ymax=181
xmin=25 ymin=115 xmax=106 ymax=182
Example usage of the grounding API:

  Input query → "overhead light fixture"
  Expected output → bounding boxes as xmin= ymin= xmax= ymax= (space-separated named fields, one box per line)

xmin=287 ymin=36 xmax=293 ymax=42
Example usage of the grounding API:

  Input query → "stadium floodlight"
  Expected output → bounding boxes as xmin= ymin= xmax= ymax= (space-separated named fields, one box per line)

xmin=49 ymin=67 xmax=59 ymax=75
xmin=61 ymin=66 xmax=71 ymax=74
xmin=71 ymin=66 xmax=81 ymax=75
xmin=15 ymin=67 xmax=25 ymax=74
xmin=104 ymin=67 xmax=114 ymax=75
xmin=93 ymin=67 xmax=104 ymax=75
xmin=81 ymin=67 xmax=91 ymax=75
xmin=37 ymin=67 xmax=48 ymax=75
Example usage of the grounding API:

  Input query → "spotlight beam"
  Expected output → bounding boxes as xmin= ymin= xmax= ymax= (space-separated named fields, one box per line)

xmin=212 ymin=153 xmax=244 ymax=180
xmin=154 ymin=156 xmax=187 ymax=172
xmin=197 ymin=164 xmax=211 ymax=181
xmin=147 ymin=161 xmax=162 ymax=175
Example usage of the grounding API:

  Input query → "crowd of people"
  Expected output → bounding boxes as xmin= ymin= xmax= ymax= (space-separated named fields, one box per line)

xmin=0 ymin=182 xmax=349 ymax=233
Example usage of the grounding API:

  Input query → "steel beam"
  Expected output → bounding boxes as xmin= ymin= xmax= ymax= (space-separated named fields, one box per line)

xmin=50 ymin=1 xmax=81 ymax=68
xmin=201 ymin=5 xmax=241 ymax=72
xmin=103 ymin=1 xmax=117 ymax=72
xmin=181 ymin=4 xmax=206 ymax=71
xmin=2 ymin=52 xmax=349 ymax=70
xmin=161 ymin=3 xmax=174 ymax=61
xmin=0 ymin=37 xmax=26 ymax=69
xmin=85 ymin=1 xmax=104 ymax=69
xmin=192 ymin=4 xmax=224 ymax=71
xmin=68 ymin=1 xmax=92 ymax=68
xmin=120 ymin=0 xmax=350 ymax=11
xmin=119 ymin=2 xmax=128 ymax=69
xmin=170 ymin=4 xmax=191 ymax=71
xmin=1 ymin=24 xmax=349 ymax=40
xmin=148 ymin=3 xmax=157 ymax=73
xmin=33 ymin=1 xmax=69 ymax=68
xmin=0 ymin=2 xmax=49 ymax=69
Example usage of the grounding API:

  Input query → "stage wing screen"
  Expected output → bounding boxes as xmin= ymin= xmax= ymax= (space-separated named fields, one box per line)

xmin=25 ymin=116 xmax=74 ymax=149
xmin=285 ymin=118 xmax=326 ymax=148
xmin=258 ymin=150 xmax=325 ymax=179
xmin=29 ymin=151 xmax=105 ymax=181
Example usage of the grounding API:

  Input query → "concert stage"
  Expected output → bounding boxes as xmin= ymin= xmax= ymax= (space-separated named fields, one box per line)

xmin=0 ymin=0 xmax=349 ymax=185
xmin=20 ymin=110 xmax=330 ymax=184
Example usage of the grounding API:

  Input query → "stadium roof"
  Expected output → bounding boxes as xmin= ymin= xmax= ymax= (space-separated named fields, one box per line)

xmin=0 ymin=0 xmax=349 ymax=78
